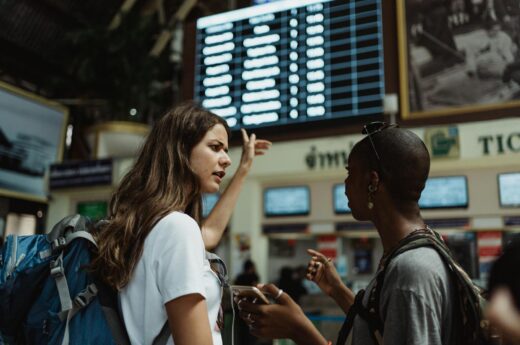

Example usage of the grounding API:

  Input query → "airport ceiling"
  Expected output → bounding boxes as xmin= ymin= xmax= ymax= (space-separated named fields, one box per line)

xmin=0 ymin=0 xmax=228 ymax=110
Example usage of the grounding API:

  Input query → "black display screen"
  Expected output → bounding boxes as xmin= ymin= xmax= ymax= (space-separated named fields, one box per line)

xmin=194 ymin=0 xmax=384 ymax=130
xmin=419 ymin=176 xmax=469 ymax=209
xmin=264 ymin=186 xmax=310 ymax=216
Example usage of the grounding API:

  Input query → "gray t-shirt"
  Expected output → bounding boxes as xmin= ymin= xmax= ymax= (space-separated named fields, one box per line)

xmin=351 ymin=247 xmax=461 ymax=345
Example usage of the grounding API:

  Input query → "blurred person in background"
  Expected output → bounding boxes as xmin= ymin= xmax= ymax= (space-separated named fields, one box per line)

xmin=235 ymin=259 xmax=260 ymax=287
xmin=234 ymin=259 xmax=262 ymax=344
xmin=486 ymin=239 xmax=520 ymax=344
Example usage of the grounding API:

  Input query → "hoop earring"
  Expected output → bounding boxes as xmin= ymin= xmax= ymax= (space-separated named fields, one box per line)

xmin=368 ymin=185 xmax=376 ymax=209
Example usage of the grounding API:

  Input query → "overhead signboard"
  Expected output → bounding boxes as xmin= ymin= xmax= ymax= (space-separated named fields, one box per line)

xmin=49 ymin=159 xmax=112 ymax=190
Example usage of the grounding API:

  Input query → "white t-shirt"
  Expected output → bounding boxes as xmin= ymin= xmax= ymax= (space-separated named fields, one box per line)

xmin=120 ymin=212 xmax=223 ymax=345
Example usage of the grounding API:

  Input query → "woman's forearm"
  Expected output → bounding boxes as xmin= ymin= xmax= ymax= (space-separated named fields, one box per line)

xmin=290 ymin=315 xmax=329 ymax=345
xmin=330 ymin=283 xmax=355 ymax=314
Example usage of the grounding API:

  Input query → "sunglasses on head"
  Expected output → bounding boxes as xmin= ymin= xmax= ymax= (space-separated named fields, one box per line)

xmin=361 ymin=121 xmax=399 ymax=162
xmin=207 ymin=252 xmax=229 ymax=288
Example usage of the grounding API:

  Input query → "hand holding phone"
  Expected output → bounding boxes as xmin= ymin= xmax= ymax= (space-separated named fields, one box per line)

xmin=231 ymin=285 xmax=271 ymax=304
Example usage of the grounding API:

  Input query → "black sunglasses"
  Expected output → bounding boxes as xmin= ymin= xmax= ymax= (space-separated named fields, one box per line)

xmin=207 ymin=252 xmax=229 ymax=288
xmin=361 ymin=121 xmax=399 ymax=162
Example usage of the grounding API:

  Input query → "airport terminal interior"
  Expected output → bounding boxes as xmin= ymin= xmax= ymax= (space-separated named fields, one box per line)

xmin=0 ymin=0 xmax=520 ymax=344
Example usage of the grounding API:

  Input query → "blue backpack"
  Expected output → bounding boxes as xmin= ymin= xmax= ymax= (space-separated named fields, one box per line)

xmin=0 ymin=215 xmax=130 ymax=345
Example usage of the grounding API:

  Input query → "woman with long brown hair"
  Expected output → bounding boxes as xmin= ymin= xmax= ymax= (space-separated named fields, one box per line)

xmin=90 ymin=102 xmax=270 ymax=345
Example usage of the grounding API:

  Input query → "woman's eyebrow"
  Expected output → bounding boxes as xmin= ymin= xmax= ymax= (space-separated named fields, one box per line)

xmin=211 ymin=140 xmax=229 ymax=151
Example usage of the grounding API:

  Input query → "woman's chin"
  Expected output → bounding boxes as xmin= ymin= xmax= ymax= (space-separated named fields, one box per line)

xmin=202 ymin=183 xmax=219 ymax=194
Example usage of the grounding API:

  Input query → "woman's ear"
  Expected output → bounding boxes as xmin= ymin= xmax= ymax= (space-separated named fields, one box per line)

xmin=368 ymin=170 xmax=380 ymax=190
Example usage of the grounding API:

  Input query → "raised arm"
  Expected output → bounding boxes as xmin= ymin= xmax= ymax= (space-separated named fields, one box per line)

xmin=306 ymin=249 xmax=355 ymax=314
xmin=202 ymin=129 xmax=271 ymax=250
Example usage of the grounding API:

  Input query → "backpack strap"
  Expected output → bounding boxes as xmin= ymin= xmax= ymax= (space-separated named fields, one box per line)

xmin=60 ymin=284 xmax=99 ymax=345
xmin=64 ymin=231 xmax=97 ymax=249
xmin=335 ymin=289 xmax=383 ymax=345
xmin=50 ymin=230 xmax=99 ymax=320
xmin=336 ymin=290 xmax=366 ymax=345
xmin=335 ymin=229 xmax=446 ymax=345
xmin=46 ymin=215 xmax=101 ymax=345
xmin=50 ymin=252 xmax=73 ymax=316
xmin=363 ymin=228 xmax=484 ymax=345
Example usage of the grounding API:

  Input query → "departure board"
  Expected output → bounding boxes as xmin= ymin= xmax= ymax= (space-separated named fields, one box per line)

xmin=194 ymin=0 xmax=384 ymax=130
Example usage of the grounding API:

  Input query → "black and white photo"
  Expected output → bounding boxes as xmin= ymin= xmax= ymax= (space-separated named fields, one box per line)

xmin=398 ymin=0 xmax=520 ymax=118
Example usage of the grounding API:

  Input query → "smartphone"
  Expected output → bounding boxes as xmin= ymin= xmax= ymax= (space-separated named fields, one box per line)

xmin=231 ymin=285 xmax=271 ymax=304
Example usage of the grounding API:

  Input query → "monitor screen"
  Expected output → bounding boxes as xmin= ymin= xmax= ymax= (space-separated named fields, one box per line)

xmin=202 ymin=193 xmax=220 ymax=217
xmin=0 ymin=82 xmax=67 ymax=201
xmin=333 ymin=183 xmax=351 ymax=214
xmin=194 ymin=0 xmax=384 ymax=130
xmin=76 ymin=201 xmax=108 ymax=221
xmin=498 ymin=172 xmax=520 ymax=207
xmin=419 ymin=176 xmax=468 ymax=209
xmin=264 ymin=186 xmax=310 ymax=216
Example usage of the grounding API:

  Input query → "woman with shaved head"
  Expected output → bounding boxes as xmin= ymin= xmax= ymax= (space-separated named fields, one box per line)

xmin=236 ymin=123 xmax=465 ymax=345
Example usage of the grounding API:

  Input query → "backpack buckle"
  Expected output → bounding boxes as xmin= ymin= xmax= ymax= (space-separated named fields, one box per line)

xmin=74 ymin=284 xmax=98 ymax=308
xmin=51 ymin=237 xmax=67 ymax=252
xmin=50 ymin=257 xmax=64 ymax=278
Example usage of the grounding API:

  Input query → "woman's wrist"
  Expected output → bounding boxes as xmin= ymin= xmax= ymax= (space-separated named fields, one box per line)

xmin=289 ymin=313 xmax=328 ymax=345
xmin=234 ymin=164 xmax=251 ymax=178
xmin=331 ymin=283 xmax=353 ymax=305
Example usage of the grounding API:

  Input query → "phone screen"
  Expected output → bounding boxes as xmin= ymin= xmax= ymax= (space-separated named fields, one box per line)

xmin=231 ymin=285 xmax=271 ymax=304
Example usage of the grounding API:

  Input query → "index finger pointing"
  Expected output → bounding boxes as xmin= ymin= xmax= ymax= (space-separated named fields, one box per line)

xmin=241 ymin=128 xmax=249 ymax=143
xmin=306 ymin=249 xmax=329 ymax=263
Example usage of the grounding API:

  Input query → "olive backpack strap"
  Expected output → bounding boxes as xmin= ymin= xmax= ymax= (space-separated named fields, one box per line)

xmin=336 ymin=228 xmax=456 ymax=345
xmin=336 ymin=290 xmax=365 ymax=345
xmin=364 ymin=228 xmax=487 ymax=345
xmin=359 ymin=229 xmax=444 ymax=344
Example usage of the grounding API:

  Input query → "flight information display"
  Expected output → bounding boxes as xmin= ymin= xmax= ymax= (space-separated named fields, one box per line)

xmin=264 ymin=186 xmax=310 ymax=216
xmin=194 ymin=0 xmax=384 ymax=130
xmin=419 ymin=176 xmax=469 ymax=209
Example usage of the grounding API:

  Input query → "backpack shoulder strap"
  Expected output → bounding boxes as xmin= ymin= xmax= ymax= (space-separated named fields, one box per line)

xmin=46 ymin=215 xmax=97 ymax=252
xmin=335 ymin=288 xmax=384 ymax=344
xmin=363 ymin=229 xmax=448 ymax=342
xmin=95 ymin=278 xmax=131 ymax=345
xmin=336 ymin=289 xmax=365 ymax=345
xmin=368 ymin=229 xmax=486 ymax=345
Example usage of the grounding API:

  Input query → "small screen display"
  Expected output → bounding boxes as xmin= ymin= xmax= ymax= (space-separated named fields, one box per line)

xmin=419 ymin=176 xmax=468 ymax=209
xmin=264 ymin=186 xmax=310 ymax=216
xmin=76 ymin=201 xmax=108 ymax=221
xmin=498 ymin=172 xmax=520 ymax=207
xmin=202 ymin=193 xmax=220 ymax=217
xmin=333 ymin=183 xmax=351 ymax=214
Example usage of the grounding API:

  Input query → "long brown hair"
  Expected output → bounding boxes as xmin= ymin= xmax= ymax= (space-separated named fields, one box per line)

xmin=91 ymin=102 xmax=230 ymax=290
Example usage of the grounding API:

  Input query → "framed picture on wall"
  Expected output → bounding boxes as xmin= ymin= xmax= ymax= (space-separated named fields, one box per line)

xmin=0 ymin=82 xmax=68 ymax=201
xmin=397 ymin=0 xmax=520 ymax=119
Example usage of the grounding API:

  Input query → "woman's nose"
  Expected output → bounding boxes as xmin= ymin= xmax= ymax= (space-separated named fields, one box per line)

xmin=220 ymin=152 xmax=231 ymax=168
